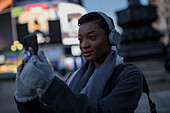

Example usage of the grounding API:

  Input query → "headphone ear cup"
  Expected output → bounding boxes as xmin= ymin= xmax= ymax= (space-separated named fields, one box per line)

xmin=109 ymin=31 xmax=121 ymax=45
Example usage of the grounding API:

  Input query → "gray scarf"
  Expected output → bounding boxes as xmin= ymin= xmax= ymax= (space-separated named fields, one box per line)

xmin=68 ymin=51 xmax=123 ymax=102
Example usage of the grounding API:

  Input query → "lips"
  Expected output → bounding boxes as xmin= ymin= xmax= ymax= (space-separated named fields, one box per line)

xmin=82 ymin=51 xmax=93 ymax=57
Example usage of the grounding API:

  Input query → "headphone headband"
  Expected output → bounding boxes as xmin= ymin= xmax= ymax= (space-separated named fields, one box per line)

xmin=97 ymin=12 xmax=115 ymax=31
xmin=96 ymin=12 xmax=121 ymax=45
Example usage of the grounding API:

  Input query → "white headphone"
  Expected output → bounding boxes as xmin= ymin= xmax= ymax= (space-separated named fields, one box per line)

xmin=97 ymin=12 xmax=121 ymax=45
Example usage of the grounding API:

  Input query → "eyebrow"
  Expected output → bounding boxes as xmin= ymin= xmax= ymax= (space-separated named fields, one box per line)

xmin=78 ymin=31 xmax=96 ymax=36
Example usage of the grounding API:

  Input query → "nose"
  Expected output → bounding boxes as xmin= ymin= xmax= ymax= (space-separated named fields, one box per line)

xmin=80 ymin=39 xmax=90 ymax=49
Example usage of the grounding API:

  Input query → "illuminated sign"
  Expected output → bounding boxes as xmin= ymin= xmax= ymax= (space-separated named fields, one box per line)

xmin=11 ymin=2 xmax=87 ymax=45
xmin=0 ymin=55 xmax=5 ymax=64
xmin=58 ymin=3 xmax=87 ymax=45
xmin=71 ymin=45 xmax=81 ymax=56
xmin=17 ymin=3 xmax=54 ymax=33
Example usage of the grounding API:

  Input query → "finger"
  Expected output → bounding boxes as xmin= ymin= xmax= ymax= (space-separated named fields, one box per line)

xmin=29 ymin=47 xmax=35 ymax=56
xmin=17 ymin=65 xmax=23 ymax=73
xmin=20 ymin=59 xmax=27 ymax=67
xmin=19 ymin=59 xmax=25 ymax=67
xmin=23 ymin=59 xmax=27 ymax=66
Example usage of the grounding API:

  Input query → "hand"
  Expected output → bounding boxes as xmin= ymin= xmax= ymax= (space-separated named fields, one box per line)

xmin=15 ymin=55 xmax=40 ymax=102
xmin=15 ymin=49 xmax=55 ymax=102
xmin=34 ymin=49 xmax=56 ymax=93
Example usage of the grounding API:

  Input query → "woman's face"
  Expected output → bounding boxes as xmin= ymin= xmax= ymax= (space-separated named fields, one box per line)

xmin=78 ymin=22 xmax=111 ymax=67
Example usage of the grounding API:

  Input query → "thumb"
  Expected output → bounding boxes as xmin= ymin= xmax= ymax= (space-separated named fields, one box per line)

xmin=37 ymin=49 xmax=48 ymax=63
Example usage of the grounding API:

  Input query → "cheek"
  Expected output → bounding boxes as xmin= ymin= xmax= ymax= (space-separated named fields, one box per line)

xmin=94 ymin=41 xmax=110 ymax=53
xmin=95 ymin=40 xmax=109 ymax=49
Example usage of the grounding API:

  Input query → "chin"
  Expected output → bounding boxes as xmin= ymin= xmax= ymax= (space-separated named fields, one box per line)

xmin=83 ymin=57 xmax=93 ymax=62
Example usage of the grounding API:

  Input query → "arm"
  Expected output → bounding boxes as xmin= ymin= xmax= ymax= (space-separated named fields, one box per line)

xmin=15 ymin=97 xmax=57 ymax=113
xmin=14 ymin=48 xmax=56 ymax=113
xmin=15 ymin=47 xmax=142 ymax=113
xmin=40 ymin=65 xmax=143 ymax=113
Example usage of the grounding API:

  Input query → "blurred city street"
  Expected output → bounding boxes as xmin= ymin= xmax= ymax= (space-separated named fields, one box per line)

xmin=0 ymin=0 xmax=170 ymax=113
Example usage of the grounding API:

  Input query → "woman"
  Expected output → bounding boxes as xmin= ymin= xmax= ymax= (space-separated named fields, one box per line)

xmin=14 ymin=12 xmax=143 ymax=113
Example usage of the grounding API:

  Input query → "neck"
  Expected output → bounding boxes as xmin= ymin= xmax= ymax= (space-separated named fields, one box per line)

xmin=94 ymin=50 xmax=111 ymax=68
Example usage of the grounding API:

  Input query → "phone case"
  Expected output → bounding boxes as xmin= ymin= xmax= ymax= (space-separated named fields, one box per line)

xmin=24 ymin=33 xmax=38 ymax=54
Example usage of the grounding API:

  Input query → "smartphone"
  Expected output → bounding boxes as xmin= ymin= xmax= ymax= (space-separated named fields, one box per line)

xmin=23 ymin=33 xmax=38 ymax=61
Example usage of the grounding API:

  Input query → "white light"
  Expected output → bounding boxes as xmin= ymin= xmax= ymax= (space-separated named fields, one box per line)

xmin=49 ymin=8 xmax=57 ymax=20
xmin=0 ymin=55 xmax=5 ymax=64
xmin=30 ymin=7 xmax=42 ymax=13
xmin=63 ymin=57 xmax=74 ymax=70
xmin=58 ymin=3 xmax=87 ymax=45
xmin=62 ymin=38 xmax=79 ymax=45
xmin=71 ymin=45 xmax=81 ymax=56
xmin=37 ymin=33 xmax=45 ymax=44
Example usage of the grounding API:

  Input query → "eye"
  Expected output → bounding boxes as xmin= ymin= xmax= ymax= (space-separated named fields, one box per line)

xmin=78 ymin=37 xmax=83 ymax=43
xmin=89 ymin=36 xmax=96 ymax=40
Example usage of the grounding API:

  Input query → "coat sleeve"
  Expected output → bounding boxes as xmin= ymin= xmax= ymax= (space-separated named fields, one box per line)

xmin=40 ymin=65 xmax=143 ymax=113
xmin=15 ymin=64 xmax=143 ymax=113
xmin=14 ymin=96 xmax=56 ymax=113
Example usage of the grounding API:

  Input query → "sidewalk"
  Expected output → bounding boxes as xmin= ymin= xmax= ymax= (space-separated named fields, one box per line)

xmin=135 ymin=90 xmax=170 ymax=113
xmin=128 ymin=57 xmax=170 ymax=113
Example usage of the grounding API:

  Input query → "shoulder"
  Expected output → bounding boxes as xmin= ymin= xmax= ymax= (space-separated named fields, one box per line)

xmin=122 ymin=64 xmax=143 ymax=75
xmin=122 ymin=64 xmax=142 ymax=73
xmin=115 ymin=64 xmax=142 ymax=75
xmin=102 ymin=64 xmax=143 ymax=98
xmin=116 ymin=64 xmax=143 ymax=83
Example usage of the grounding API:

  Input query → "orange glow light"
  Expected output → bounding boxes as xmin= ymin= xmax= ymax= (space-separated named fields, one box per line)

xmin=0 ymin=0 xmax=13 ymax=11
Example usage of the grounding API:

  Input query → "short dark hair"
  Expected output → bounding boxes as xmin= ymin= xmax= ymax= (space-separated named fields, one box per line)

xmin=78 ymin=12 xmax=115 ymax=38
